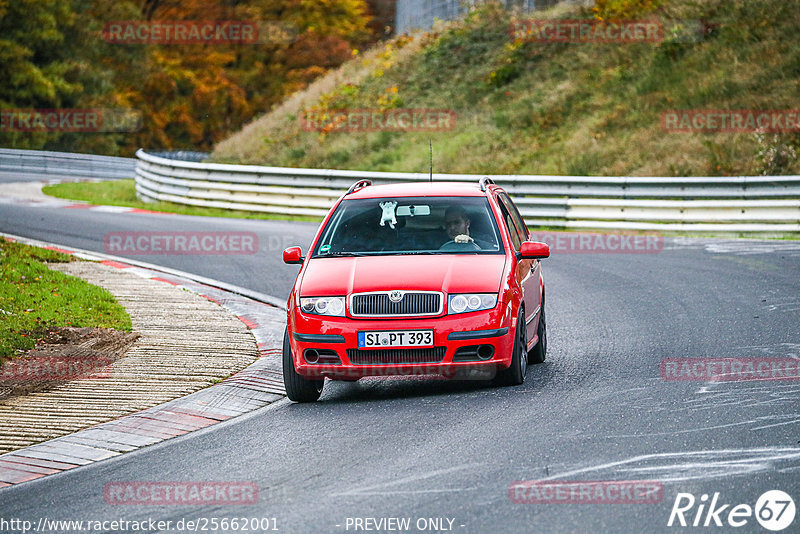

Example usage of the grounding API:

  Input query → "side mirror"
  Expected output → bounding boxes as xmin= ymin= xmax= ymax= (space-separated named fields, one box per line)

xmin=519 ymin=241 xmax=550 ymax=259
xmin=283 ymin=246 xmax=304 ymax=264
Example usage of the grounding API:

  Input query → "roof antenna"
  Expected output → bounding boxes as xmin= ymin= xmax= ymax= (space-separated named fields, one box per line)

xmin=429 ymin=139 xmax=433 ymax=183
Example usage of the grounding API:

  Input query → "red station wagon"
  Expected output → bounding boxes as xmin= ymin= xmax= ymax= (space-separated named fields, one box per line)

xmin=282 ymin=178 xmax=550 ymax=402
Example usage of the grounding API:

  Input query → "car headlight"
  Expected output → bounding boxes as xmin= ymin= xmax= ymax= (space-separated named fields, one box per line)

xmin=299 ymin=296 xmax=346 ymax=316
xmin=448 ymin=293 xmax=497 ymax=314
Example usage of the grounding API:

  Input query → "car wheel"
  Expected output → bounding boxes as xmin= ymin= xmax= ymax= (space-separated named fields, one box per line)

xmin=495 ymin=308 xmax=527 ymax=386
xmin=282 ymin=328 xmax=324 ymax=402
xmin=528 ymin=295 xmax=546 ymax=364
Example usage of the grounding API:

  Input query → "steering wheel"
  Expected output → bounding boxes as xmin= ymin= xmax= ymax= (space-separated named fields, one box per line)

xmin=439 ymin=239 xmax=481 ymax=251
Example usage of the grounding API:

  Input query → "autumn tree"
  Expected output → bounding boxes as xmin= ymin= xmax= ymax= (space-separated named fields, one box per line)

xmin=1 ymin=0 xmax=378 ymax=154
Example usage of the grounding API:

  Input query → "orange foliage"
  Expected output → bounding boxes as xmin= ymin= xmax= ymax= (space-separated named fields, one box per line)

xmin=112 ymin=0 xmax=373 ymax=152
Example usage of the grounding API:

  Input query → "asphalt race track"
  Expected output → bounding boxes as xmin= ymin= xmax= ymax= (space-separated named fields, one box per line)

xmin=1 ymin=179 xmax=799 ymax=533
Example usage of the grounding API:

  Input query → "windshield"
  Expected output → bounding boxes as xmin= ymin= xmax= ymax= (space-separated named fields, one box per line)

xmin=312 ymin=196 xmax=504 ymax=257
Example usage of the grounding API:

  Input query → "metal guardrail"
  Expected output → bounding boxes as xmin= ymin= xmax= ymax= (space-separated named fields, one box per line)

xmin=0 ymin=148 xmax=136 ymax=179
xmin=134 ymin=149 xmax=800 ymax=232
xmin=396 ymin=0 xmax=540 ymax=34
xmin=148 ymin=151 xmax=209 ymax=163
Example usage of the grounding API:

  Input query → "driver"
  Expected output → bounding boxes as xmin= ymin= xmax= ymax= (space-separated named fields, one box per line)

xmin=444 ymin=205 xmax=476 ymax=245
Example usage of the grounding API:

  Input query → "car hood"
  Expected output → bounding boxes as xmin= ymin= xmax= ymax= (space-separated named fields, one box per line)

xmin=300 ymin=254 xmax=507 ymax=296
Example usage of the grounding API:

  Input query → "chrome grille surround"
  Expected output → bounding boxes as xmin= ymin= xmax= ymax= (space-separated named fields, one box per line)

xmin=349 ymin=290 xmax=444 ymax=317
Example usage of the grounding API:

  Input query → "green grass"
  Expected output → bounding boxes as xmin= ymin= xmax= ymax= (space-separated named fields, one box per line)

xmin=42 ymin=180 xmax=322 ymax=222
xmin=0 ymin=239 xmax=132 ymax=363
xmin=212 ymin=0 xmax=800 ymax=177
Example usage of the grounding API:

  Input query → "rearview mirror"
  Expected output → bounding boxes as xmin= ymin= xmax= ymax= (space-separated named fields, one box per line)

xmin=396 ymin=205 xmax=431 ymax=217
xmin=519 ymin=241 xmax=550 ymax=259
xmin=283 ymin=246 xmax=304 ymax=264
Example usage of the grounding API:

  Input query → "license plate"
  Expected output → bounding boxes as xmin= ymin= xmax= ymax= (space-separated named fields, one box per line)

xmin=358 ymin=330 xmax=433 ymax=348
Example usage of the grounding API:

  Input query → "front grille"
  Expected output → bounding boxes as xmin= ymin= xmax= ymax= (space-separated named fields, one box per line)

xmin=347 ymin=347 xmax=446 ymax=365
xmin=350 ymin=291 xmax=442 ymax=317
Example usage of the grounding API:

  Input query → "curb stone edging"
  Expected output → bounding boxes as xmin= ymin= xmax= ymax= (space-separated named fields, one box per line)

xmin=0 ymin=234 xmax=287 ymax=488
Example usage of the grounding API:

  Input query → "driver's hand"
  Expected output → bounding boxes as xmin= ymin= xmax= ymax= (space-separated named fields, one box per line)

xmin=454 ymin=234 xmax=473 ymax=244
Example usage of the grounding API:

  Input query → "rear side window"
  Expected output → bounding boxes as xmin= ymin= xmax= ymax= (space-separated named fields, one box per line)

xmin=496 ymin=194 xmax=524 ymax=250
xmin=498 ymin=192 xmax=529 ymax=242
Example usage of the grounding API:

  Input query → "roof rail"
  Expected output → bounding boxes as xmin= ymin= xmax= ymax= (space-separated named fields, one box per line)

xmin=479 ymin=176 xmax=495 ymax=192
xmin=346 ymin=179 xmax=372 ymax=195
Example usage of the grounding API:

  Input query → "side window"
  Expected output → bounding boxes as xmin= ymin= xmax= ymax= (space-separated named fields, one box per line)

xmin=496 ymin=197 xmax=522 ymax=250
xmin=498 ymin=193 xmax=529 ymax=242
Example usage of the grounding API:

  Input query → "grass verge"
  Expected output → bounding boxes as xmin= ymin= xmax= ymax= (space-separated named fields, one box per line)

xmin=0 ymin=238 xmax=132 ymax=364
xmin=42 ymin=180 xmax=323 ymax=222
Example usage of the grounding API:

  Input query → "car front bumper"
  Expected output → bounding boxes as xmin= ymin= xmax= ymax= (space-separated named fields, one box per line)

xmin=288 ymin=303 xmax=515 ymax=380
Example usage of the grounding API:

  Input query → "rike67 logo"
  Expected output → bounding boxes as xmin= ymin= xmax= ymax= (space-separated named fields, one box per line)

xmin=668 ymin=490 xmax=795 ymax=531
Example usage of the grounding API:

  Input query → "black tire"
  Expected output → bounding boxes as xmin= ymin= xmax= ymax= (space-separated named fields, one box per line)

xmin=282 ymin=329 xmax=324 ymax=402
xmin=495 ymin=308 xmax=527 ymax=386
xmin=528 ymin=295 xmax=546 ymax=365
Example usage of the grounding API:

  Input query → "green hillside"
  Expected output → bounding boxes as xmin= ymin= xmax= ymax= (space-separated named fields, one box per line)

xmin=211 ymin=0 xmax=800 ymax=177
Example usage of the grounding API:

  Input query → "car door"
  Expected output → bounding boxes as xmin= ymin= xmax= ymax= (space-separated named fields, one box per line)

xmin=497 ymin=192 xmax=540 ymax=344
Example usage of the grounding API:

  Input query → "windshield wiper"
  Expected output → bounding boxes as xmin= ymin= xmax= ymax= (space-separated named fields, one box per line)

xmin=316 ymin=251 xmax=372 ymax=257
xmin=316 ymin=250 xmax=471 ymax=257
